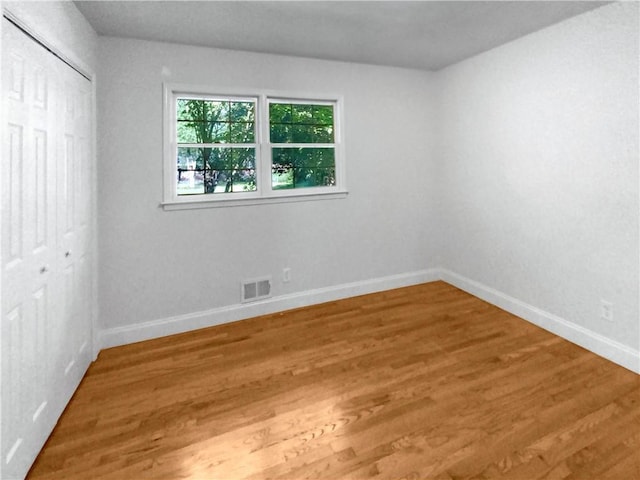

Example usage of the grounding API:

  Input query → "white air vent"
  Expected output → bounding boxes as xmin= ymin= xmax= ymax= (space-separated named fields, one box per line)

xmin=241 ymin=276 xmax=272 ymax=303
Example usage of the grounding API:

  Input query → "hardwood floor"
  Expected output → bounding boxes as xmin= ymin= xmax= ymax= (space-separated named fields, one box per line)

xmin=28 ymin=281 xmax=640 ymax=479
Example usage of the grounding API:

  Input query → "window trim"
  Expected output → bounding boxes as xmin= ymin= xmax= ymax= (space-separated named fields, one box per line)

xmin=162 ymin=83 xmax=347 ymax=210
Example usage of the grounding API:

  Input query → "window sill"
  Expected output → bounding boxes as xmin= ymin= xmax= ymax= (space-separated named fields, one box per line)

xmin=161 ymin=190 xmax=348 ymax=211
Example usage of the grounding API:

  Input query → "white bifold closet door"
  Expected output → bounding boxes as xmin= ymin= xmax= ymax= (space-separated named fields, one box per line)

xmin=1 ymin=17 xmax=94 ymax=480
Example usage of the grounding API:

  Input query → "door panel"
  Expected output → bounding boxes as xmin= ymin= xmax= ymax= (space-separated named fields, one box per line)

xmin=6 ymin=123 xmax=23 ymax=265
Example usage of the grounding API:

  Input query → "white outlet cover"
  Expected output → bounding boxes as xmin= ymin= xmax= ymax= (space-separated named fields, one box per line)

xmin=600 ymin=300 xmax=613 ymax=322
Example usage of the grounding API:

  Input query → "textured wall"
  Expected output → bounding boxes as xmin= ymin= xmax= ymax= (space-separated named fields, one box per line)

xmin=436 ymin=2 xmax=639 ymax=349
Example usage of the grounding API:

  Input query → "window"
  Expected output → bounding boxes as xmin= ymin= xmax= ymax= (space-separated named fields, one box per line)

xmin=163 ymin=85 xmax=345 ymax=209
xmin=176 ymin=96 xmax=257 ymax=195
xmin=269 ymin=100 xmax=336 ymax=190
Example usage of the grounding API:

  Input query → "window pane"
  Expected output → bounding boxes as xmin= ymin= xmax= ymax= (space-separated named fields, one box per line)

xmin=176 ymin=120 xmax=227 ymax=143
xmin=230 ymin=122 xmax=255 ymax=143
xmin=269 ymin=103 xmax=292 ymax=124
xmin=177 ymin=147 xmax=205 ymax=170
xmin=177 ymin=169 xmax=205 ymax=195
xmin=177 ymin=121 xmax=198 ymax=143
xmin=177 ymin=147 xmax=256 ymax=195
xmin=312 ymin=105 xmax=334 ymax=125
xmin=233 ymin=169 xmax=257 ymax=192
xmin=232 ymin=148 xmax=256 ymax=170
xmin=292 ymin=104 xmax=313 ymax=124
xmin=206 ymin=169 xmax=257 ymax=193
xmin=296 ymin=125 xmax=334 ymax=143
xmin=270 ymin=124 xmax=291 ymax=143
xmin=230 ymin=101 xmax=255 ymax=122
xmin=313 ymin=125 xmax=334 ymax=143
xmin=210 ymin=121 xmax=229 ymax=143
xmin=270 ymin=102 xmax=334 ymax=143
xmin=177 ymin=98 xmax=255 ymax=144
xmin=205 ymin=147 xmax=232 ymax=170
xmin=177 ymin=99 xmax=228 ymax=122
xmin=291 ymin=125 xmax=315 ymax=143
xmin=271 ymin=147 xmax=335 ymax=190
xmin=177 ymin=99 xmax=196 ymax=121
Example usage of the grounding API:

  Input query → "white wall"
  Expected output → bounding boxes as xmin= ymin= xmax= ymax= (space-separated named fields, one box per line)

xmin=2 ymin=1 xmax=97 ymax=73
xmin=97 ymin=37 xmax=438 ymax=336
xmin=436 ymin=3 xmax=639 ymax=354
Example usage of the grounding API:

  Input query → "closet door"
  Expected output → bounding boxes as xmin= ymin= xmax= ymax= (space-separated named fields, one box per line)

xmin=57 ymin=51 xmax=93 ymax=386
xmin=1 ymin=18 xmax=93 ymax=480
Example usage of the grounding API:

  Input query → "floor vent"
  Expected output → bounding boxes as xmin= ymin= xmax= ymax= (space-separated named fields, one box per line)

xmin=241 ymin=277 xmax=272 ymax=303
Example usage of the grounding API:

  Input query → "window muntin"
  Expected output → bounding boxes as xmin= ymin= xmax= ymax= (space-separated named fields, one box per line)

xmin=165 ymin=86 xmax=344 ymax=206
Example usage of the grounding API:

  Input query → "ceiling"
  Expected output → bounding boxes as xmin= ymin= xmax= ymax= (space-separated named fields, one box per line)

xmin=74 ymin=1 xmax=608 ymax=71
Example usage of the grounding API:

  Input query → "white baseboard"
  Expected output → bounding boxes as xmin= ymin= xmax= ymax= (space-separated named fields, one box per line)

xmin=99 ymin=269 xmax=441 ymax=350
xmin=439 ymin=269 xmax=640 ymax=374
xmin=99 ymin=267 xmax=639 ymax=375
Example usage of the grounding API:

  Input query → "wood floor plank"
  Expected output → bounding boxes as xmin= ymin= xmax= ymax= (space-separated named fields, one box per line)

xmin=27 ymin=281 xmax=640 ymax=479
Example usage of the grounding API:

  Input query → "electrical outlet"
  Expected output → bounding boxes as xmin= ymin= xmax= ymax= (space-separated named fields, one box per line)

xmin=600 ymin=300 xmax=613 ymax=322
xmin=283 ymin=267 xmax=291 ymax=283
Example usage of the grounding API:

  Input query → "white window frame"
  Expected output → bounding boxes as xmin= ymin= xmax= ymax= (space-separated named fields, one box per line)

xmin=162 ymin=83 xmax=347 ymax=210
